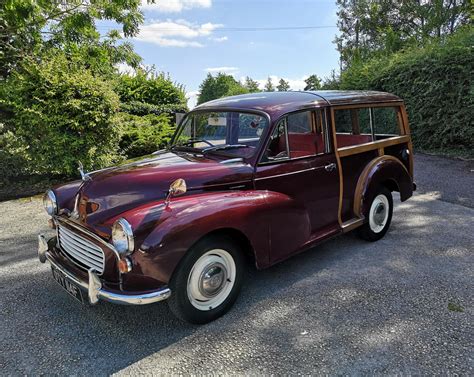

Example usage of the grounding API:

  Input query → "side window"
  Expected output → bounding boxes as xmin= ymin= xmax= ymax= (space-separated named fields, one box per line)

xmin=262 ymin=119 xmax=288 ymax=162
xmin=334 ymin=108 xmax=373 ymax=148
xmin=287 ymin=110 xmax=325 ymax=158
xmin=288 ymin=112 xmax=311 ymax=133
xmin=373 ymin=107 xmax=402 ymax=139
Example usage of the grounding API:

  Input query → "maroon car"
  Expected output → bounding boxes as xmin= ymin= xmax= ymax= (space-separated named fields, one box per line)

xmin=38 ymin=91 xmax=415 ymax=324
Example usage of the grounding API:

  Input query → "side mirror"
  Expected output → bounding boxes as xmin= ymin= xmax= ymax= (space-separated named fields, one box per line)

xmin=165 ymin=178 xmax=187 ymax=207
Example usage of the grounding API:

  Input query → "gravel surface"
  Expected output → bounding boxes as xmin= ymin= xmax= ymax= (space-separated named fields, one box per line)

xmin=414 ymin=153 xmax=474 ymax=208
xmin=0 ymin=154 xmax=473 ymax=375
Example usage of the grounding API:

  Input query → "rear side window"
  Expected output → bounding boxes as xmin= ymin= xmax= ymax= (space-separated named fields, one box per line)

xmin=372 ymin=107 xmax=401 ymax=139
xmin=287 ymin=112 xmax=311 ymax=134
xmin=334 ymin=108 xmax=373 ymax=148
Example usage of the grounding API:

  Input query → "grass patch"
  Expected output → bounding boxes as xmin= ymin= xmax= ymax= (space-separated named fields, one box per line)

xmin=447 ymin=301 xmax=464 ymax=312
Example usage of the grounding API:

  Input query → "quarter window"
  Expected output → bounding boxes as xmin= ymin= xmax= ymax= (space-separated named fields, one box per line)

xmin=334 ymin=108 xmax=373 ymax=148
xmin=372 ymin=107 xmax=402 ymax=139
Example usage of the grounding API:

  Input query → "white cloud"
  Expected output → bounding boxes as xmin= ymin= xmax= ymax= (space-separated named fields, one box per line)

xmin=186 ymin=90 xmax=200 ymax=109
xmin=205 ymin=66 xmax=239 ymax=74
xmin=209 ymin=36 xmax=228 ymax=42
xmin=254 ymin=75 xmax=309 ymax=91
xmin=141 ymin=0 xmax=212 ymax=13
xmin=134 ymin=20 xmax=222 ymax=47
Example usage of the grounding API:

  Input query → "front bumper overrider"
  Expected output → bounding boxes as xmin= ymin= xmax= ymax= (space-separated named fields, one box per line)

xmin=38 ymin=234 xmax=171 ymax=305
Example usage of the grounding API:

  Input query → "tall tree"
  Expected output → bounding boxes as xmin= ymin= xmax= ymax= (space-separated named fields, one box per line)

xmin=244 ymin=76 xmax=261 ymax=92
xmin=334 ymin=0 xmax=471 ymax=68
xmin=264 ymin=77 xmax=275 ymax=92
xmin=276 ymin=78 xmax=290 ymax=91
xmin=304 ymin=74 xmax=322 ymax=90
xmin=197 ymin=73 xmax=248 ymax=104
xmin=0 ymin=0 xmax=144 ymax=78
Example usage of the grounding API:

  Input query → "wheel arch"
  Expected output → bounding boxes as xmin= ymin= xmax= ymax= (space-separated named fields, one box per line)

xmin=354 ymin=155 xmax=413 ymax=218
xmin=190 ymin=227 xmax=257 ymax=267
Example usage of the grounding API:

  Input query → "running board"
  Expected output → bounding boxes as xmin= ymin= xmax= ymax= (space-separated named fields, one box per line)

xmin=341 ymin=217 xmax=364 ymax=232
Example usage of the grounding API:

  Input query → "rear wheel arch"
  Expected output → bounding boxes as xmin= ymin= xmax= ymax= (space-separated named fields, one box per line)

xmin=354 ymin=156 xmax=413 ymax=218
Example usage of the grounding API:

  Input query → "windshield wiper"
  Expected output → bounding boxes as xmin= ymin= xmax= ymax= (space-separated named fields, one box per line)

xmin=202 ymin=144 xmax=249 ymax=153
xmin=171 ymin=138 xmax=215 ymax=150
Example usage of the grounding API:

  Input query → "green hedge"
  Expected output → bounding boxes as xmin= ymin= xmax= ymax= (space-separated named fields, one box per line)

xmin=117 ymin=113 xmax=175 ymax=158
xmin=120 ymin=101 xmax=187 ymax=116
xmin=338 ymin=28 xmax=473 ymax=156
xmin=0 ymin=52 xmax=122 ymax=178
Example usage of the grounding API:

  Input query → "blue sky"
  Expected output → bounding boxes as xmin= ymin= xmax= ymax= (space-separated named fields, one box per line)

xmin=113 ymin=0 xmax=341 ymax=107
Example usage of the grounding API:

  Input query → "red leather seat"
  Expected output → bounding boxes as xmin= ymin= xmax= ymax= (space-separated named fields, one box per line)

xmin=336 ymin=134 xmax=372 ymax=148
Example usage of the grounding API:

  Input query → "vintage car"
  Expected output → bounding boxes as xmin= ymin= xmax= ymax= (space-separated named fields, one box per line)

xmin=38 ymin=90 xmax=415 ymax=324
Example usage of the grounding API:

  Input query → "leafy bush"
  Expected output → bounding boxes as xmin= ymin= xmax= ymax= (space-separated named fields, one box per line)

xmin=337 ymin=27 xmax=474 ymax=155
xmin=117 ymin=113 xmax=175 ymax=158
xmin=0 ymin=52 xmax=122 ymax=177
xmin=116 ymin=70 xmax=187 ymax=108
xmin=120 ymin=101 xmax=187 ymax=116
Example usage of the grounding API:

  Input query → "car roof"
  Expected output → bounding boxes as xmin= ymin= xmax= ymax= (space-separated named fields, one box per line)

xmin=194 ymin=90 xmax=402 ymax=120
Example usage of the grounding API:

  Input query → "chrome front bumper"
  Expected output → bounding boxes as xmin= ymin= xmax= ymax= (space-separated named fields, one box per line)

xmin=38 ymin=235 xmax=171 ymax=305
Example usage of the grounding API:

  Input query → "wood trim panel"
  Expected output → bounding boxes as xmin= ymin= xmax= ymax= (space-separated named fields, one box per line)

xmin=331 ymin=101 xmax=404 ymax=111
xmin=400 ymin=106 xmax=414 ymax=177
xmin=337 ymin=135 xmax=410 ymax=157
xmin=330 ymin=107 xmax=343 ymax=227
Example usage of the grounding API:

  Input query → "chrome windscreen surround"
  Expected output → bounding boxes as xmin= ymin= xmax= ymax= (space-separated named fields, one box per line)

xmin=57 ymin=225 xmax=105 ymax=274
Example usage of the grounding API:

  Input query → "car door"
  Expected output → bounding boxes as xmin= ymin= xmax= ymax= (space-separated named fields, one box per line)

xmin=254 ymin=109 xmax=340 ymax=263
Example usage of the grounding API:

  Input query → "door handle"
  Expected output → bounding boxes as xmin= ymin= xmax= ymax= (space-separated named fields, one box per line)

xmin=324 ymin=163 xmax=337 ymax=172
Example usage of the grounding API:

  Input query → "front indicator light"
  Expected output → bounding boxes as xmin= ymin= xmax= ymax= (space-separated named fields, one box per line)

xmin=118 ymin=257 xmax=132 ymax=274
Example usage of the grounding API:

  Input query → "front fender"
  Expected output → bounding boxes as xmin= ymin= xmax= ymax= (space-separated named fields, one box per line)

xmin=355 ymin=155 xmax=413 ymax=217
xmin=128 ymin=190 xmax=309 ymax=284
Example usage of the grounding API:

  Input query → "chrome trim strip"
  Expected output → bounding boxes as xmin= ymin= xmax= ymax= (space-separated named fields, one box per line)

xmin=254 ymin=166 xmax=319 ymax=181
xmin=220 ymin=158 xmax=244 ymax=164
xmin=44 ymin=250 xmax=171 ymax=306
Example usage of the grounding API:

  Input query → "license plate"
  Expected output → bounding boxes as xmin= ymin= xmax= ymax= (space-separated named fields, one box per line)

xmin=51 ymin=266 xmax=84 ymax=304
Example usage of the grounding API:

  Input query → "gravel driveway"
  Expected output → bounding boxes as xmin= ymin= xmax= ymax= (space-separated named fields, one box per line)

xmin=0 ymin=154 xmax=472 ymax=375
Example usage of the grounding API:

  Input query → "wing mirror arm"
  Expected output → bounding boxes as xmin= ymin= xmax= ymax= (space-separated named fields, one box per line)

xmin=165 ymin=178 xmax=187 ymax=208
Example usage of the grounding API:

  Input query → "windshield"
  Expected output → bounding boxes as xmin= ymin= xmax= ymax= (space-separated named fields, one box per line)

xmin=171 ymin=111 xmax=269 ymax=158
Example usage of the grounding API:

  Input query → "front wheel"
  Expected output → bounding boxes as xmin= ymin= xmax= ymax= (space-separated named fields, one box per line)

xmin=168 ymin=235 xmax=244 ymax=324
xmin=357 ymin=187 xmax=393 ymax=242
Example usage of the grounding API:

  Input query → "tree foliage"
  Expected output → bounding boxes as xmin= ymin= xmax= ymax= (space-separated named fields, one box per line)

xmin=304 ymin=74 xmax=322 ymax=90
xmin=244 ymin=76 xmax=261 ymax=92
xmin=336 ymin=27 xmax=474 ymax=155
xmin=0 ymin=0 xmax=144 ymax=79
xmin=197 ymin=73 xmax=249 ymax=104
xmin=116 ymin=69 xmax=187 ymax=108
xmin=264 ymin=77 xmax=275 ymax=92
xmin=335 ymin=0 xmax=471 ymax=68
xmin=0 ymin=52 xmax=122 ymax=177
xmin=277 ymin=78 xmax=290 ymax=91
xmin=117 ymin=113 xmax=175 ymax=158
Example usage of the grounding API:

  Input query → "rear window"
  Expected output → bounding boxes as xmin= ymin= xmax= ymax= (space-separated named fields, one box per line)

xmin=372 ymin=107 xmax=401 ymax=138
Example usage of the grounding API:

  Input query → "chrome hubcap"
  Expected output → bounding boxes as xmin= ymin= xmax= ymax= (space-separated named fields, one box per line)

xmin=187 ymin=249 xmax=237 ymax=311
xmin=369 ymin=194 xmax=390 ymax=233
xmin=373 ymin=203 xmax=386 ymax=226
xmin=199 ymin=263 xmax=227 ymax=297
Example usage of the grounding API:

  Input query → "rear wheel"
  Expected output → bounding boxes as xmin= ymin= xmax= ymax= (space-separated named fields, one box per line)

xmin=168 ymin=235 xmax=244 ymax=324
xmin=357 ymin=187 xmax=393 ymax=242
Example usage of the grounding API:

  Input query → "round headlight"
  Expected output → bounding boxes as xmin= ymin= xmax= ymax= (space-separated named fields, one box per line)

xmin=111 ymin=218 xmax=134 ymax=255
xmin=43 ymin=190 xmax=58 ymax=216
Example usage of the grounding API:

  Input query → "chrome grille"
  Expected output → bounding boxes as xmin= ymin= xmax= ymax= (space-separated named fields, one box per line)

xmin=58 ymin=225 xmax=105 ymax=274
